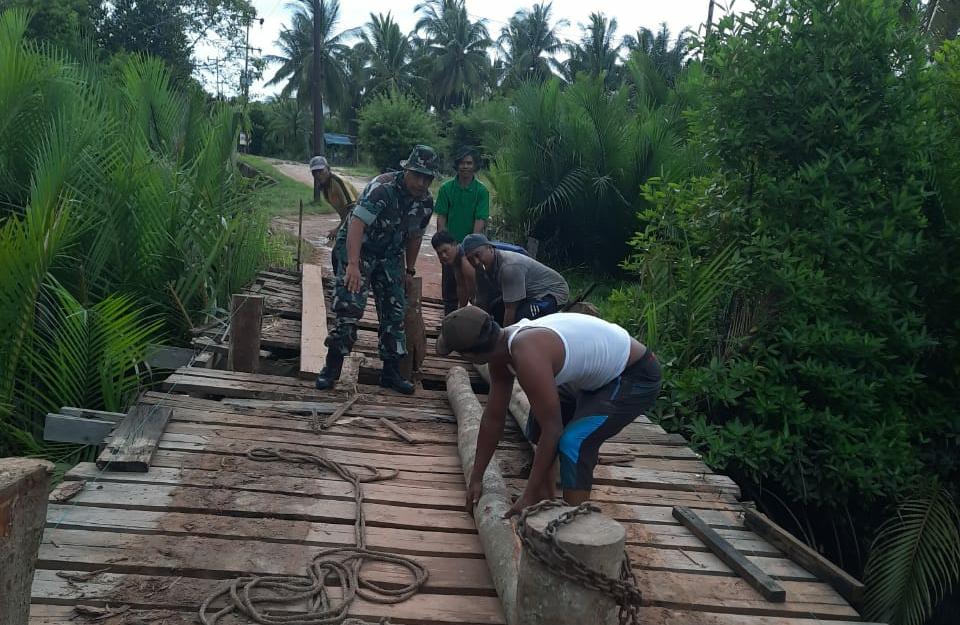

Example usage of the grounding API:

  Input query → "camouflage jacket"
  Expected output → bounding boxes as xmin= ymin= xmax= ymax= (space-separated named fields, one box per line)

xmin=340 ymin=171 xmax=433 ymax=257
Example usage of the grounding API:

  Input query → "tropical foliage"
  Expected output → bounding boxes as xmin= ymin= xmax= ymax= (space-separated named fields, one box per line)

xmin=358 ymin=91 xmax=445 ymax=172
xmin=0 ymin=9 xmax=269 ymax=463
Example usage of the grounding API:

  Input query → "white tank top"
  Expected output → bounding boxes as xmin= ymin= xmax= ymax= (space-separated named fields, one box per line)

xmin=507 ymin=313 xmax=632 ymax=391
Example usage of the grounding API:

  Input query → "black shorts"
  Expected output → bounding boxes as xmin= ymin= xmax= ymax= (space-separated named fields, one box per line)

xmin=525 ymin=351 xmax=662 ymax=490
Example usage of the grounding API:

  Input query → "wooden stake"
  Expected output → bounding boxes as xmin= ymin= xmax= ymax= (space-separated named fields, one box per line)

xmin=227 ymin=294 xmax=264 ymax=374
xmin=400 ymin=276 xmax=425 ymax=382
xmin=379 ymin=417 xmax=415 ymax=443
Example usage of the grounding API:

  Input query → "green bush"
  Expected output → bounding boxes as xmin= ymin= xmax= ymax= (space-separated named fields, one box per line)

xmin=615 ymin=0 xmax=946 ymax=513
xmin=358 ymin=91 xmax=445 ymax=172
xmin=446 ymin=98 xmax=512 ymax=167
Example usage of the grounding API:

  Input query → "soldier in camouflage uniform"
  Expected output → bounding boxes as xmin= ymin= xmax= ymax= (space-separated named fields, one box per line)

xmin=315 ymin=145 xmax=439 ymax=395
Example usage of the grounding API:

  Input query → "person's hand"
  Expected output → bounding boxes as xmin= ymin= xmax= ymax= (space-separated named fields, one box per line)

xmin=504 ymin=489 xmax=541 ymax=519
xmin=345 ymin=262 xmax=362 ymax=293
xmin=465 ymin=478 xmax=483 ymax=514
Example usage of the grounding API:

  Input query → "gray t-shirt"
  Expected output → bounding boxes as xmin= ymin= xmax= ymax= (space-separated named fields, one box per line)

xmin=494 ymin=250 xmax=569 ymax=305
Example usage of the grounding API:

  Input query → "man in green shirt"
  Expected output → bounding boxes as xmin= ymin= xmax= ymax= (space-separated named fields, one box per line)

xmin=435 ymin=148 xmax=490 ymax=314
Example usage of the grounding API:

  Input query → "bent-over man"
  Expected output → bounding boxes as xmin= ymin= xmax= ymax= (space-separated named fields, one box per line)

xmin=436 ymin=306 xmax=662 ymax=517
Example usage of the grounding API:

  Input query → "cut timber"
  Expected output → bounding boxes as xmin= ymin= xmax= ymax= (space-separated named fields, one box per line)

xmin=43 ymin=413 xmax=113 ymax=445
xmin=227 ymin=294 xmax=263 ymax=373
xmin=743 ymin=507 xmax=865 ymax=607
xmin=380 ymin=416 xmax=416 ymax=443
xmin=95 ymin=404 xmax=173 ymax=472
xmin=1 ymin=458 xmax=53 ymax=625
xmin=516 ymin=505 xmax=626 ymax=625
xmin=475 ymin=363 xmax=529 ymax=431
xmin=335 ymin=353 xmax=363 ymax=392
xmin=59 ymin=406 xmax=125 ymax=424
xmin=400 ymin=276 xmax=426 ymax=381
xmin=447 ymin=366 xmax=520 ymax=625
xmin=299 ymin=263 xmax=328 ymax=378
xmin=673 ymin=506 xmax=786 ymax=603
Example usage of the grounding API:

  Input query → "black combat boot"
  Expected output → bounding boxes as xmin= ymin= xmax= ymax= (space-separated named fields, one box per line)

xmin=380 ymin=359 xmax=415 ymax=395
xmin=315 ymin=351 xmax=345 ymax=390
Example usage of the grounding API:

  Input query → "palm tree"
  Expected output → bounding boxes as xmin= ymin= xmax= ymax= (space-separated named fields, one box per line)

xmin=497 ymin=3 xmax=566 ymax=88
xmin=561 ymin=12 xmax=622 ymax=88
xmin=337 ymin=43 xmax=369 ymax=136
xmin=622 ymin=23 xmax=691 ymax=86
xmin=265 ymin=97 xmax=311 ymax=158
xmin=413 ymin=0 xmax=493 ymax=111
xmin=265 ymin=0 xmax=356 ymax=157
xmin=359 ymin=12 xmax=420 ymax=96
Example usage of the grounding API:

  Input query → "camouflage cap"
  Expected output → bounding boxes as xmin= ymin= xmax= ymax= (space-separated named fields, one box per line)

xmin=401 ymin=145 xmax=440 ymax=178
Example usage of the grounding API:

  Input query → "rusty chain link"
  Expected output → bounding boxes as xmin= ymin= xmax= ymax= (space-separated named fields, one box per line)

xmin=515 ymin=499 xmax=643 ymax=625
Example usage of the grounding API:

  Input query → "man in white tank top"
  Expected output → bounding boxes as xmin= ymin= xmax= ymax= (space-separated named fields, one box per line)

xmin=437 ymin=306 xmax=662 ymax=517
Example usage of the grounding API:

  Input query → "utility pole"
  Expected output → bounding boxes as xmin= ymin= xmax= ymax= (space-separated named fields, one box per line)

xmin=311 ymin=0 xmax=326 ymax=201
xmin=242 ymin=16 xmax=264 ymax=105
xmin=206 ymin=56 xmax=223 ymax=100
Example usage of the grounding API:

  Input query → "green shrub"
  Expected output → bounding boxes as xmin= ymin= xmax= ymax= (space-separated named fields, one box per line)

xmin=618 ymin=0 xmax=945 ymax=513
xmin=358 ymin=91 xmax=445 ymax=172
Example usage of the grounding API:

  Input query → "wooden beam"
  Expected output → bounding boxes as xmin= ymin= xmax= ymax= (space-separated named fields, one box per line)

xmin=0 ymin=458 xmax=53 ymax=624
xmin=59 ymin=406 xmax=125 ymax=424
xmin=673 ymin=506 xmax=786 ymax=603
xmin=96 ymin=404 xmax=173 ymax=472
xmin=299 ymin=263 xmax=328 ymax=379
xmin=227 ymin=294 xmax=264 ymax=373
xmin=379 ymin=416 xmax=416 ymax=443
xmin=743 ymin=507 xmax=865 ymax=607
xmin=400 ymin=276 xmax=426 ymax=381
xmin=43 ymin=413 xmax=114 ymax=445
xmin=447 ymin=366 xmax=520 ymax=624
xmin=144 ymin=344 xmax=196 ymax=370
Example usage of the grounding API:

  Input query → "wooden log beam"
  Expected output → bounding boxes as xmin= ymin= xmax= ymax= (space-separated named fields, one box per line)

xmin=673 ymin=506 xmax=786 ymax=603
xmin=401 ymin=276 xmax=426 ymax=382
xmin=43 ymin=413 xmax=114 ymax=445
xmin=227 ymin=294 xmax=264 ymax=373
xmin=474 ymin=364 xmax=530 ymax=432
xmin=0 ymin=458 xmax=53 ymax=624
xmin=447 ymin=366 xmax=520 ymax=625
xmin=743 ymin=507 xmax=865 ymax=607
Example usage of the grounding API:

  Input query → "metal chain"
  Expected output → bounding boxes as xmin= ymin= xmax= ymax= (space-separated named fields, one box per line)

xmin=515 ymin=499 xmax=643 ymax=625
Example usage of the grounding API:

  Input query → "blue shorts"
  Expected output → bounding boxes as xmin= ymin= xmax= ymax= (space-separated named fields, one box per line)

xmin=516 ymin=295 xmax=559 ymax=321
xmin=525 ymin=351 xmax=662 ymax=490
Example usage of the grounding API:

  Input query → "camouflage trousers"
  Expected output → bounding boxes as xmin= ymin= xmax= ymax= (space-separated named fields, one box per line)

xmin=326 ymin=243 xmax=407 ymax=362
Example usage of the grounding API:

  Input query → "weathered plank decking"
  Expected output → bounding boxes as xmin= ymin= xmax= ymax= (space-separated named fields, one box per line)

xmin=30 ymin=264 xmax=872 ymax=625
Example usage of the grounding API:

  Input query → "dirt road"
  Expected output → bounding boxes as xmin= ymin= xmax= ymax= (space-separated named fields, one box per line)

xmin=264 ymin=157 xmax=443 ymax=300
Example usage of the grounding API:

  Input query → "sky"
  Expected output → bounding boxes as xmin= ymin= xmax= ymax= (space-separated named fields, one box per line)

xmin=213 ymin=0 xmax=749 ymax=100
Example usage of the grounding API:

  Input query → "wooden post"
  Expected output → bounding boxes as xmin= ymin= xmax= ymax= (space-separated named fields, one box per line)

xmin=227 ymin=294 xmax=263 ymax=373
xmin=525 ymin=236 xmax=539 ymax=259
xmin=1 ymin=458 xmax=54 ymax=624
xmin=400 ymin=276 xmax=426 ymax=382
xmin=516 ymin=505 xmax=626 ymax=625
xmin=446 ymin=366 xmax=520 ymax=625
xmin=299 ymin=264 xmax=328 ymax=379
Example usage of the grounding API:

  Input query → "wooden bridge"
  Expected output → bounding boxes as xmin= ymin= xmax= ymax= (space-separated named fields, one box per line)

xmin=24 ymin=251 xmax=876 ymax=624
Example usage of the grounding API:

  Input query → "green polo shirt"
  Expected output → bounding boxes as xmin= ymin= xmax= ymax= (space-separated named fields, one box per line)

xmin=434 ymin=176 xmax=490 ymax=242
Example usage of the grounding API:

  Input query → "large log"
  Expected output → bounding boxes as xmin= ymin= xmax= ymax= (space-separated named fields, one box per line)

xmin=474 ymin=363 xmax=530 ymax=432
xmin=447 ymin=366 xmax=520 ymax=625
xmin=0 ymin=458 xmax=53 ymax=624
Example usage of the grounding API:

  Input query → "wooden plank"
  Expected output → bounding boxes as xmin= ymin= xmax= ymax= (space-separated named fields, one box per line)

xmin=743 ymin=507 xmax=865 ymax=607
xmin=227 ymin=294 xmax=264 ymax=373
xmin=636 ymin=607 xmax=880 ymax=625
xmin=30 ymin=577 xmax=505 ymax=625
xmin=148 ymin=449 xmax=469 ymax=490
xmin=335 ymin=353 xmax=363 ymax=391
xmin=674 ymin=506 xmax=786 ymax=603
xmin=59 ymin=407 xmax=125 ymax=424
xmin=627 ymin=545 xmax=815 ymax=581
xmin=43 ymin=414 xmax=113 ymax=445
xmin=638 ymin=570 xmax=858 ymax=619
xmin=36 ymin=529 xmax=494 ymax=594
xmin=63 ymin=463 xmax=465 ymax=509
xmin=47 ymin=482 xmax=477 ymax=533
xmin=592 ymin=465 xmax=741 ymax=496
xmin=46 ymin=503 xmax=483 ymax=558
xmin=299 ymin=263 xmax=328 ymax=378
xmin=95 ymin=405 xmax=173 ymax=472
xmin=145 ymin=344 xmax=196 ymax=370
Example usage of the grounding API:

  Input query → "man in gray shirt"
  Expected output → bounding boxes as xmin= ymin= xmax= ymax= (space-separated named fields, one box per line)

xmin=462 ymin=234 xmax=569 ymax=326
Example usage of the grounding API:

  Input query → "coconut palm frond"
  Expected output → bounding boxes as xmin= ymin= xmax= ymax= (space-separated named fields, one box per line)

xmin=864 ymin=486 xmax=960 ymax=625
